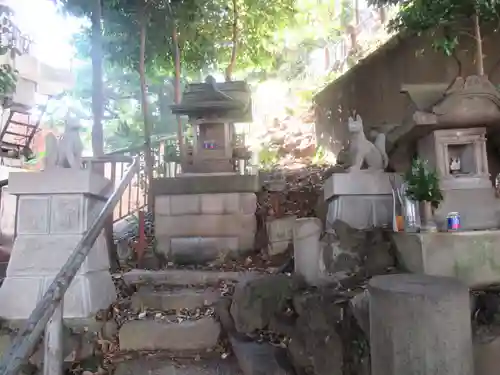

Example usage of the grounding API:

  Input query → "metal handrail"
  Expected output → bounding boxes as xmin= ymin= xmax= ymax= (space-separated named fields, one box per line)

xmin=0 ymin=156 xmax=139 ymax=375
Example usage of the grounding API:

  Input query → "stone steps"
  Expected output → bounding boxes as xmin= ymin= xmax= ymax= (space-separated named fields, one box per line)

xmin=119 ymin=316 xmax=221 ymax=352
xmin=131 ymin=286 xmax=220 ymax=312
xmin=114 ymin=357 xmax=242 ymax=375
xmin=121 ymin=269 xmax=262 ymax=287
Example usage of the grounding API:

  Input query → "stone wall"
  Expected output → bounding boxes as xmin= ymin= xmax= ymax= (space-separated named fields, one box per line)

xmin=314 ymin=28 xmax=500 ymax=155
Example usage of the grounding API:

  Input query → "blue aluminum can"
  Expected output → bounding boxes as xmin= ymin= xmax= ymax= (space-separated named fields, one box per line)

xmin=447 ymin=212 xmax=460 ymax=231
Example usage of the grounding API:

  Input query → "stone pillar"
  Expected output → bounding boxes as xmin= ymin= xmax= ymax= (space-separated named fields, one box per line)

xmin=0 ymin=169 xmax=116 ymax=321
xmin=369 ymin=274 xmax=473 ymax=375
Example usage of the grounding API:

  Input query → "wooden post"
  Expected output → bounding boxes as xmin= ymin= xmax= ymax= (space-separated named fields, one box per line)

xmin=43 ymin=303 xmax=63 ymax=375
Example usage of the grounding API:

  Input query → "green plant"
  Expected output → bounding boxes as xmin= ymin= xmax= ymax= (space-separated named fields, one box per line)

xmin=404 ymin=158 xmax=443 ymax=208
xmin=0 ymin=64 xmax=17 ymax=97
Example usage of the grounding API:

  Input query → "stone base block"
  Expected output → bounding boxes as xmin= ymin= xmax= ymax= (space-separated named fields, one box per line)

xmin=155 ymin=192 xmax=257 ymax=262
xmin=6 ymin=234 xmax=109 ymax=276
xmin=152 ymin=174 xmax=260 ymax=195
xmin=434 ymin=188 xmax=500 ymax=231
xmin=393 ymin=230 xmax=500 ymax=287
xmin=323 ymin=172 xmax=401 ymax=200
xmin=0 ymin=271 xmax=116 ymax=320
xmin=326 ymin=195 xmax=392 ymax=230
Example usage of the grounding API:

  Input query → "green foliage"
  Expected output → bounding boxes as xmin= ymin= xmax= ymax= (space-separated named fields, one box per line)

xmin=369 ymin=0 xmax=500 ymax=56
xmin=258 ymin=147 xmax=279 ymax=169
xmin=0 ymin=64 xmax=17 ymax=97
xmin=404 ymin=158 xmax=443 ymax=208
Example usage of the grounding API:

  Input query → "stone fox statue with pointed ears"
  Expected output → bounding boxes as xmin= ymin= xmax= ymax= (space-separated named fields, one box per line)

xmin=43 ymin=116 xmax=84 ymax=170
xmin=347 ymin=114 xmax=388 ymax=172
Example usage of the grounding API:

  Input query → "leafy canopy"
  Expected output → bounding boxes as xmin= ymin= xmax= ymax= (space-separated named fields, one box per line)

xmin=369 ymin=0 xmax=500 ymax=55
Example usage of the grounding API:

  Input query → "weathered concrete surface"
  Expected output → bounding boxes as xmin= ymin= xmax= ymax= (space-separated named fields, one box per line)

xmin=152 ymin=174 xmax=260 ymax=195
xmin=369 ymin=274 xmax=473 ymax=375
xmin=114 ymin=357 xmax=243 ymax=375
xmin=393 ymin=230 xmax=500 ymax=287
xmin=131 ymin=287 xmax=219 ymax=311
xmin=119 ymin=317 xmax=221 ymax=351
xmin=122 ymin=269 xmax=262 ymax=286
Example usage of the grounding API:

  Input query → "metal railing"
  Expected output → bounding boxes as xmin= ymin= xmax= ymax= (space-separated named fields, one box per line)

xmin=0 ymin=156 xmax=139 ymax=375
xmin=104 ymin=134 xmax=254 ymax=223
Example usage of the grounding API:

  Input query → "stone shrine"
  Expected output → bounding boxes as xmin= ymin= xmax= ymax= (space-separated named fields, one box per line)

xmin=0 ymin=122 xmax=116 ymax=321
xmin=390 ymin=75 xmax=500 ymax=287
xmin=152 ymin=76 xmax=259 ymax=264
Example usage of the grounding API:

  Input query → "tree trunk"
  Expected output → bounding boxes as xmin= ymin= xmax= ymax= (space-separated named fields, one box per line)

xmin=225 ymin=0 xmax=238 ymax=82
xmin=139 ymin=4 xmax=155 ymax=213
xmin=473 ymin=11 xmax=484 ymax=76
xmin=172 ymin=25 xmax=184 ymax=165
xmin=91 ymin=0 xmax=104 ymax=168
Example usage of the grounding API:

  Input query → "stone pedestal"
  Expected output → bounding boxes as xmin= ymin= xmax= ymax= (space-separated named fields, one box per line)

xmin=369 ymin=274 xmax=473 ymax=375
xmin=152 ymin=173 xmax=259 ymax=264
xmin=324 ymin=172 xmax=401 ymax=229
xmin=0 ymin=169 xmax=116 ymax=321
xmin=392 ymin=230 xmax=500 ymax=287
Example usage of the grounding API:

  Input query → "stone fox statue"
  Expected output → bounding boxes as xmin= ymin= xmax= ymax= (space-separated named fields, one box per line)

xmin=43 ymin=117 xmax=84 ymax=169
xmin=347 ymin=114 xmax=388 ymax=171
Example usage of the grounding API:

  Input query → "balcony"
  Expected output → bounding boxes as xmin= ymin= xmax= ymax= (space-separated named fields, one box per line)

xmin=0 ymin=5 xmax=73 ymax=108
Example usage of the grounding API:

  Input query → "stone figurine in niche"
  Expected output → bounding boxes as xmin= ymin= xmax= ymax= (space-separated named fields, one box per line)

xmin=347 ymin=114 xmax=388 ymax=172
xmin=43 ymin=115 xmax=84 ymax=170
xmin=450 ymin=157 xmax=461 ymax=174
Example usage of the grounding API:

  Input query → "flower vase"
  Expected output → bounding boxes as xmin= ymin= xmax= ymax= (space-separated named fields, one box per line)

xmin=419 ymin=201 xmax=437 ymax=232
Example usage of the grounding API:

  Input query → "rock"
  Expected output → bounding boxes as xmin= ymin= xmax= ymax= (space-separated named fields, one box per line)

xmin=322 ymin=220 xmax=395 ymax=276
xmin=114 ymin=357 xmax=242 ymax=375
xmin=349 ymin=290 xmax=370 ymax=336
xmin=119 ymin=317 xmax=221 ymax=351
xmin=131 ymin=287 xmax=219 ymax=312
xmin=474 ymin=330 xmax=500 ymax=375
xmin=230 ymin=275 xmax=296 ymax=334
xmin=288 ymin=290 xmax=344 ymax=375
xmin=230 ymin=335 xmax=291 ymax=375
xmin=214 ymin=296 xmax=235 ymax=333
xmin=102 ymin=320 xmax=119 ymax=341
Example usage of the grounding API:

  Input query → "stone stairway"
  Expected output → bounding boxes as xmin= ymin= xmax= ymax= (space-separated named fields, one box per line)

xmin=113 ymin=269 xmax=264 ymax=375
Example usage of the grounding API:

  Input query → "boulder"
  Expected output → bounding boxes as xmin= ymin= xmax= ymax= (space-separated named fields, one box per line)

xmin=230 ymin=275 xmax=296 ymax=334
xmin=287 ymin=290 xmax=344 ymax=375
xmin=322 ymin=220 xmax=395 ymax=277
xmin=349 ymin=290 xmax=370 ymax=336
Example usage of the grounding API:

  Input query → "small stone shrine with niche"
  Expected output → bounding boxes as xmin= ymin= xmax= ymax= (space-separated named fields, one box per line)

xmin=401 ymin=75 xmax=500 ymax=231
xmin=391 ymin=75 xmax=500 ymax=287
xmin=151 ymin=76 xmax=259 ymax=265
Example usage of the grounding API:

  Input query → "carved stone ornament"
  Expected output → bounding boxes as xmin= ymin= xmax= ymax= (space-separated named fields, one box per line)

xmin=408 ymin=75 xmax=500 ymax=127
xmin=43 ymin=115 xmax=84 ymax=170
xmin=347 ymin=114 xmax=388 ymax=172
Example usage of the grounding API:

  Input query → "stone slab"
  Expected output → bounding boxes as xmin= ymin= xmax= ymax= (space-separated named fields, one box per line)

xmin=369 ymin=274 xmax=473 ymax=375
xmin=433 ymin=188 xmax=500 ymax=231
xmin=6 ymin=234 xmax=109 ymax=276
xmin=169 ymin=237 xmax=241 ymax=265
xmin=326 ymin=195 xmax=392 ymax=229
xmin=474 ymin=332 xmax=500 ymax=375
xmin=323 ymin=172 xmax=401 ymax=200
xmin=0 ymin=271 xmax=116 ymax=320
xmin=121 ymin=269 xmax=262 ymax=286
xmin=114 ymin=358 xmax=242 ymax=375
xmin=131 ymin=287 xmax=220 ymax=311
xmin=156 ymin=193 xmax=256 ymax=216
xmin=393 ymin=230 xmax=500 ymax=287
xmin=156 ymin=214 xmax=256 ymax=238
xmin=8 ymin=169 xmax=112 ymax=197
xmin=151 ymin=174 xmax=260 ymax=195
xmin=118 ymin=317 xmax=221 ymax=351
